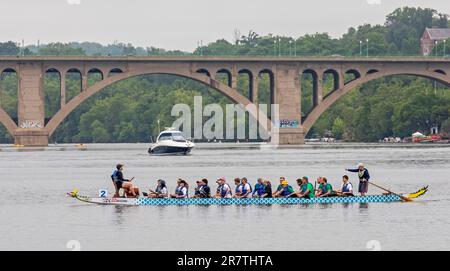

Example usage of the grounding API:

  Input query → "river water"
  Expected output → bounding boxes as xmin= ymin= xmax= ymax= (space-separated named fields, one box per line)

xmin=0 ymin=143 xmax=449 ymax=251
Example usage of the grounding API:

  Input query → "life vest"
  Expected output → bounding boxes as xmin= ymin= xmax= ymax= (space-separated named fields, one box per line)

xmin=111 ymin=170 xmax=119 ymax=181
xmin=242 ymin=183 xmax=252 ymax=195
xmin=198 ymin=185 xmax=210 ymax=197
xmin=235 ymin=184 xmax=243 ymax=194
xmin=175 ymin=186 xmax=182 ymax=195
xmin=220 ymin=184 xmax=232 ymax=198
xmin=255 ymin=183 xmax=266 ymax=196
xmin=321 ymin=183 xmax=332 ymax=194
xmin=342 ymin=182 xmax=353 ymax=193
xmin=358 ymin=169 xmax=370 ymax=181
xmin=177 ymin=186 xmax=188 ymax=198
xmin=280 ymin=186 xmax=292 ymax=196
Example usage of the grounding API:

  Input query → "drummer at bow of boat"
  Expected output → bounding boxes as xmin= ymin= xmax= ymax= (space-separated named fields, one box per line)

xmin=111 ymin=163 xmax=140 ymax=198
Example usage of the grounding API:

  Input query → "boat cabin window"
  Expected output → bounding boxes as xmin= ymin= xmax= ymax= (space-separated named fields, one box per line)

xmin=158 ymin=132 xmax=186 ymax=142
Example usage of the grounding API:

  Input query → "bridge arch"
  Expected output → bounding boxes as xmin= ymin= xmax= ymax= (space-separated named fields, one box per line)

xmin=88 ymin=68 xmax=104 ymax=80
xmin=344 ymin=69 xmax=361 ymax=84
xmin=302 ymin=70 xmax=450 ymax=135
xmin=215 ymin=69 xmax=232 ymax=87
xmin=0 ymin=68 xmax=19 ymax=136
xmin=45 ymin=69 xmax=260 ymax=137
xmin=196 ymin=68 xmax=211 ymax=77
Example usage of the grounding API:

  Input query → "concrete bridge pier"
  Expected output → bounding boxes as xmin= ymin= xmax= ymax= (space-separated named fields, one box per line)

xmin=14 ymin=62 xmax=48 ymax=146
xmin=14 ymin=129 xmax=49 ymax=146
xmin=274 ymin=65 xmax=305 ymax=145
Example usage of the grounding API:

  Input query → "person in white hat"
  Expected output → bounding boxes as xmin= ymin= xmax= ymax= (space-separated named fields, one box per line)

xmin=345 ymin=163 xmax=370 ymax=196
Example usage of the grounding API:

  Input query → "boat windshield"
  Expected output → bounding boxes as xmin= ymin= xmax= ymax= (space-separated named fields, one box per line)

xmin=158 ymin=132 xmax=186 ymax=142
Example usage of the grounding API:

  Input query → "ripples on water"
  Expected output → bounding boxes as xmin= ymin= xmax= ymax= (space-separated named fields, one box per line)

xmin=0 ymin=143 xmax=449 ymax=250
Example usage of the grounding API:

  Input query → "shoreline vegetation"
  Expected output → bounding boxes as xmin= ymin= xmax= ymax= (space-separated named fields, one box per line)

xmin=0 ymin=6 xmax=449 ymax=144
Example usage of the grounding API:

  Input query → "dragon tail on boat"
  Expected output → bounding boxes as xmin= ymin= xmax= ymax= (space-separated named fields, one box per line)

xmin=406 ymin=186 xmax=428 ymax=199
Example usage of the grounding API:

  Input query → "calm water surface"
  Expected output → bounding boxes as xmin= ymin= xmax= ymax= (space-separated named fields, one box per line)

xmin=1 ymin=143 xmax=449 ymax=251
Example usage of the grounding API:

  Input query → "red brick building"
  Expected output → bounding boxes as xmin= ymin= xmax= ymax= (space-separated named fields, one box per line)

xmin=420 ymin=27 xmax=450 ymax=56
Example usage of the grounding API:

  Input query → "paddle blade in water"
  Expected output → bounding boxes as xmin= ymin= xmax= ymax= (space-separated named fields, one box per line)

xmin=407 ymin=186 xmax=428 ymax=199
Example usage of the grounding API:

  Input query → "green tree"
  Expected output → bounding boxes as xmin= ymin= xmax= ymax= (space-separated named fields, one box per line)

xmin=90 ymin=120 xmax=110 ymax=143
xmin=38 ymin=43 xmax=85 ymax=56
xmin=332 ymin=118 xmax=345 ymax=139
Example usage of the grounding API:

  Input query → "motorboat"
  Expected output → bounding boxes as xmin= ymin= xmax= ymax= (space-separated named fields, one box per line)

xmin=148 ymin=128 xmax=195 ymax=155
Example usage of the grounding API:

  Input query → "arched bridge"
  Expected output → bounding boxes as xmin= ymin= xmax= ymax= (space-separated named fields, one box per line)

xmin=0 ymin=56 xmax=449 ymax=146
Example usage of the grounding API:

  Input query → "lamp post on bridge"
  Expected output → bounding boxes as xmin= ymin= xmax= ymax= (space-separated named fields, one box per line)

xmin=443 ymin=40 xmax=446 ymax=57
xmin=435 ymin=40 xmax=438 ymax=58
xmin=366 ymin=39 xmax=369 ymax=57
xmin=359 ymin=40 xmax=362 ymax=57
xmin=294 ymin=39 xmax=297 ymax=57
xmin=278 ymin=38 xmax=281 ymax=57
xmin=274 ymin=40 xmax=277 ymax=56
xmin=289 ymin=40 xmax=292 ymax=56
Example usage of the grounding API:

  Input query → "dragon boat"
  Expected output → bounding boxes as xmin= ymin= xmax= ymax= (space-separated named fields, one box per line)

xmin=68 ymin=187 xmax=428 ymax=206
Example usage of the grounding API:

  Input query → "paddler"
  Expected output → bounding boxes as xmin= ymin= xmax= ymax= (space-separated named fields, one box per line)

xmin=193 ymin=179 xmax=211 ymax=198
xmin=273 ymin=180 xmax=294 ymax=198
xmin=110 ymin=163 xmax=139 ymax=198
xmin=148 ymin=179 xmax=168 ymax=198
xmin=215 ymin=177 xmax=232 ymax=198
xmin=272 ymin=176 xmax=286 ymax=196
xmin=288 ymin=177 xmax=314 ymax=199
xmin=170 ymin=179 xmax=189 ymax=198
xmin=240 ymin=177 xmax=252 ymax=198
xmin=263 ymin=180 xmax=273 ymax=198
xmin=336 ymin=175 xmax=354 ymax=197
xmin=346 ymin=163 xmax=370 ymax=196
xmin=252 ymin=178 xmax=266 ymax=198
xmin=233 ymin=178 xmax=243 ymax=198
xmin=316 ymin=177 xmax=333 ymax=197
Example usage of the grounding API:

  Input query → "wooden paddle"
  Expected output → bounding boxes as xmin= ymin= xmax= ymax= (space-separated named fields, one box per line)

xmin=368 ymin=181 xmax=412 ymax=202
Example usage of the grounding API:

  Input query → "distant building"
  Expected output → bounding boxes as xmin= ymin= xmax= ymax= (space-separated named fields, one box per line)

xmin=420 ymin=28 xmax=450 ymax=56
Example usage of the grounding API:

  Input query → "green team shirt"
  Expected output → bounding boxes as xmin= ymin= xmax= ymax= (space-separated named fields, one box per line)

xmin=301 ymin=183 xmax=315 ymax=198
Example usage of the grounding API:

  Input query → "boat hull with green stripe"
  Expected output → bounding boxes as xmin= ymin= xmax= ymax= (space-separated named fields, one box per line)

xmin=70 ymin=193 xmax=405 ymax=206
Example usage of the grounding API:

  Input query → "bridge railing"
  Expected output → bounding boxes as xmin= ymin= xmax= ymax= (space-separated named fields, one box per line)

xmin=1 ymin=53 xmax=449 ymax=59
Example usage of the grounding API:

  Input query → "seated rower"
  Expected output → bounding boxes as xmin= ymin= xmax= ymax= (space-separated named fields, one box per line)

xmin=288 ymin=177 xmax=314 ymax=199
xmin=273 ymin=180 xmax=294 ymax=198
xmin=272 ymin=177 xmax=286 ymax=197
xmin=233 ymin=178 xmax=243 ymax=198
xmin=316 ymin=177 xmax=333 ymax=198
xmin=193 ymin=180 xmax=202 ymax=198
xmin=239 ymin=177 xmax=252 ymax=198
xmin=336 ymin=175 xmax=354 ymax=197
xmin=263 ymin=180 xmax=273 ymax=198
xmin=111 ymin=163 xmax=139 ymax=198
xmin=252 ymin=178 xmax=266 ymax=198
xmin=215 ymin=177 xmax=232 ymax=198
xmin=147 ymin=179 xmax=168 ymax=198
xmin=170 ymin=179 xmax=189 ymax=198
xmin=193 ymin=178 xmax=211 ymax=198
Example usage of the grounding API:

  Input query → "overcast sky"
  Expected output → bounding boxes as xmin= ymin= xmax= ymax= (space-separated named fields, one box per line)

xmin=1 ymin=0 xmax=449 ymax=51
